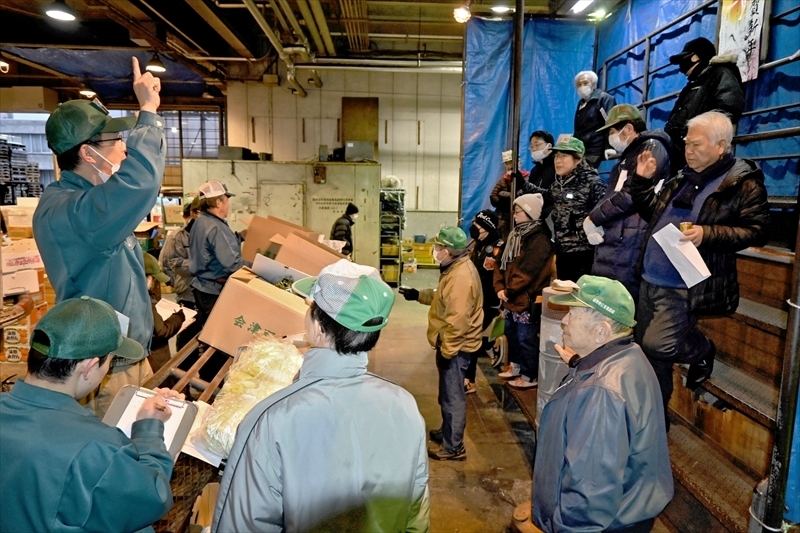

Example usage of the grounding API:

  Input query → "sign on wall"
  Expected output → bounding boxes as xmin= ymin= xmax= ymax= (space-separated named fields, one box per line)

xmin=718 ymin=0 xmax=766 ymax=82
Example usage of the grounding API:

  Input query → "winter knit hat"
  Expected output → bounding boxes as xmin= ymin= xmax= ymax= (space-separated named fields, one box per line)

xmin=514 ymin=194 xmax=544 ymax=221
xmin=345 ymin=202 xmax=359 ymax=215
xmin=474 ymin=209 xmax=499 ymax=233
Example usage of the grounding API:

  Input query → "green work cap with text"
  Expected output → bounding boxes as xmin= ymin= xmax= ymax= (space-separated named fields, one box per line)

xmin=46 ymin=99 xmax=137 ymax=155
xmin=551 ymin=136 xmax=585 ymax=156
xmin=548 ymin=275 xmax=636 ymax=327
xmin=433 ymin=226 xmax=468 ymax=250
xmin=143 ymin=252 xmax=170 ymax=284
xmin=31 ymin=296 xmax=144 ymax=361
xmin=597 ymin=104 xmax=642 ymax=132
xmin=309 ymin=259 xmax=395 ymax=332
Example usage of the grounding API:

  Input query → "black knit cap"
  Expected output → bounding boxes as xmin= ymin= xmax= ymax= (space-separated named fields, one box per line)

xmin=669 ymin=37 xmax=716 ymax=64
xmin=346 ymin=202 xmax=359 ymax=215
xmin=474 ymin=209 xmax=499 ymax=232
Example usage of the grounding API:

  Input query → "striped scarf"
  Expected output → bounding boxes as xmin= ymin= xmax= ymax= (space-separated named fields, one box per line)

xmin=500 ymin=220 xmax=539 ymax=270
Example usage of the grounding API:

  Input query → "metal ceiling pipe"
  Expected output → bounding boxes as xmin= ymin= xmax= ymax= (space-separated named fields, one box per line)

xmin=311 ymin=57 xmax=462 ymax=67
xmin=266 ymin=0 xmax=291 ymax=33
xmin=328 ymin=32 xmax=462 ymax=41
xmin=309 ymin=0 xmax=337 ymax=56
xmin=284 ymin=46 xmax=323 ymax=88
xmin=296 ymin=0 xmax=326 ymax=55
xmin=275 ymin=0 xmax=310 ymax=50
xmin=294 ymin=63 xmax=462 ymax=73
xmin=242 ymin=0 xmax=306 ymax=97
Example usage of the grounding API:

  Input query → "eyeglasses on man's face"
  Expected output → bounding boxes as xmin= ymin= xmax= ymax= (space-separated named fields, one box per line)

xmin=86 ymin=135 xmax=123 ymax=146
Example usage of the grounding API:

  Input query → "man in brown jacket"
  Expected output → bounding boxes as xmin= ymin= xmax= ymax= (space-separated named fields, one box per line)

xmin=400 ymin=226 xmax=483 ymax=461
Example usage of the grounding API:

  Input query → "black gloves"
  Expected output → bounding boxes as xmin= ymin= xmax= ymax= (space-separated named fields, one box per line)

xmin=398 ymin=287 xmax=419 ymax=301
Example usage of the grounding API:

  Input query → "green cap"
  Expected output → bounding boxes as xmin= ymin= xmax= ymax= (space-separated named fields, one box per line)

xmin=432 ymin=226 xmax=468 ymax=250
xmin=596 ymin=104 xmax=642 ymax=132
xmin=143 ymin=252 xmax=170 ymax=283
xmin=31 ymin=296 xmax=144 ymax=361
xmin=46 ymin=99 xmax=137 ymax=155
xmin=548 ymin=275 xmax=636 ymax=327
xmin=309 ymin=259 xmax=394 ymax=333
xmin=552 ymin=136 xmax=585 ymax=156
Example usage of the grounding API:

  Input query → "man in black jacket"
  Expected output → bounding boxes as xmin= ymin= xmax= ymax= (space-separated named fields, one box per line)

xmin=665 ymin=37 xmax=745 ymax=172
xmin=573 ymin=71 xmax=617 ymax=168
xmin=330 ymin=202 xmax=359 ymax=257
xmin=632 ymin=111 xmax=769 ymax=424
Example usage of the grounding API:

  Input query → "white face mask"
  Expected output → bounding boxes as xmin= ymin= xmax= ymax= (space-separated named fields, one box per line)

xmin=351 ymin=214 xmax=358 ymax=220
xmin=608 ymin=130 xmax=630 ymax=153
xmin=577 ymin=86 xmax=592 ymax=99
xmin=433 ymin=248 xmax=448 ymax=264
xmin=531 ymin=145 xmax=551 ymax=163
xmin=88 ymin=146 xmax=120 ymax=183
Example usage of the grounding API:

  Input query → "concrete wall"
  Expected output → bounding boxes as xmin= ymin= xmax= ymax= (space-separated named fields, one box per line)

xmin=225 ymin=70 xmax=462 ymax=213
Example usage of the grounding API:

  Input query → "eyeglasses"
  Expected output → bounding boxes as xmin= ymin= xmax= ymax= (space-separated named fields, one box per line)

xmin=86 ymin=135 xmax=123 ymax=146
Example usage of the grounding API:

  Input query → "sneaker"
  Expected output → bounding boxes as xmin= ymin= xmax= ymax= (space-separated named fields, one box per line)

xmin=498 ymin=364 xmax=520 ymax=379
xmin=465 ymin=381 xmax=476 ymax=394
xmin=491 ymin=337 xmax=507 ymax=368
xmin=686 ymin=340 xmax=716 ymax=390
xmin=507 ymin=377 xmax=538 ymax=389
xmin=429 ymin=428 xmax=443 ymax=444
xmin=428 ymin=444 xmax=467 ymax=461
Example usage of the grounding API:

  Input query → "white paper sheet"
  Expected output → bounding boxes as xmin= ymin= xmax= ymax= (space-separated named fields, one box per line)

xmin=614 ymin=169 xmax=628 ymax=192
xmin=652 ymin=223 xmax=711 ymax=288
xmin=115 ymin=388 xmax=192 ymax=450
xmin=155 ymin=298 xmax=198 ymax=334
xmin=115 ymin=311 xmax=130 ymax=337
xmin=180 ymin=401 xmax=225 ymax=467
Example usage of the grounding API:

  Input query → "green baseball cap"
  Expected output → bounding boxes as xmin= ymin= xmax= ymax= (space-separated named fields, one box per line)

xmin=548 ymin=275 xmax=636 ymax=327
xmin=432 ymin=226 xmax=468 ymax=250
xmin=309 ymin=259 xmax=395 ymax=332
xmin=552 ymin=136 xmax=586 ymax=156
xmin=31 ymin=296 xmax=144 ymax=361
xmin=46 ymin=99 xmax=137 ymax=155
xmin=143 ymin=252 xmax=170 ymax=283
xmin=597 ymin=104 xmax=642 ymax=132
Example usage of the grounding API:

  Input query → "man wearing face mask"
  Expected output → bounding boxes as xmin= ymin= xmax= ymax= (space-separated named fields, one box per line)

xmin=33 ymin=57 xmax=164 ymax=417
xmin=573 ymin=71 xmax=617 ymax=168
xmin=330 ymin=202 xmax=359 ymax=257
xmin=586 ymin=104 xmax=672 ymax=301
xmin=399 ymin=227 xmax=483 ymax=461
xmin=664 ymin=37 xmax=744 ymax=173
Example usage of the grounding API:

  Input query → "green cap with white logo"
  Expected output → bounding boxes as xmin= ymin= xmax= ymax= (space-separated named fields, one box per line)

xmin=432 ymin=226 xmax=468 ymax=251
xmin=548 ymin=275 xmax=636 ymax=327
xmin=46 ymin=99 xmax=137 ymax=155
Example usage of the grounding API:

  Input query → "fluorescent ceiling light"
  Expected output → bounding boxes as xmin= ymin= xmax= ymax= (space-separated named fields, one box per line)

xmin=491 ymin=5 xmax=512 ymax=13
xmin=454 ymin=5 xmax=471 ymax=23
xmin=571 ymin=0 xmax=595 ymax=13
xmin=45 ymin=0 xmax=76 ymax=21
xmin=588 ymin=8 xmax=607 ymax=19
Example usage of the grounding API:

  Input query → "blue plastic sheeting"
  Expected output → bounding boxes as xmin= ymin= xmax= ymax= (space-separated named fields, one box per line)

xmin=596 ymin=0 xmax=800 ymax=197
xmin=787 ymin=385 xmax=800 ymax=524
xmin=461 ymin=18 xmax=595 ymax=232
xmin=1 ymin=47 xmax=207 ymax=99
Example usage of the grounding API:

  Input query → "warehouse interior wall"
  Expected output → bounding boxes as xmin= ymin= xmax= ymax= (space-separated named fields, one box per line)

xmin=225 ymin=71 xmax=462 ymax=214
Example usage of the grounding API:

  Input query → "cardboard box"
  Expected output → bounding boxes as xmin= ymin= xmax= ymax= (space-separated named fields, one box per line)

xmin=7 ymin=227 xmax=34 ymax=240
xmin=3 ymin=269 xmax=40 ymax=297
xmin=3 ymin=302 xmax=48 ymax=346
xmin=1 ymin=344 xmax=29 ymax=363
xmin=274 ymin=233 xmax=344 ymax=276
xmin=2 ymin=239 xmax=45 ymax=273
xmin=242 ymin=215 xmax=321 ymax=263
xmin=200 ymin=269 xmax=308 ymax=356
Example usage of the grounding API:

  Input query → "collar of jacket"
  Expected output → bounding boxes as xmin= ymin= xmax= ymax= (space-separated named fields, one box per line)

xmin=184 ymin=218 xmax=195 ymax=234
xmin=574 ymin=335 xmax=635 ymax=373
xmin=200 ymin=211 xmax=230 ymax=226
xmin=11 ymin=379 xmax=99 ymax=419
xmin=58 ymin=170 xmax=94 ymax=191
xmin=439 ymin=251 xmax=469 ymax=273
xmin=298 ymin=347 xmax=368 ymax=380
xmin=678 ymin=156 xmax=760 ymax=195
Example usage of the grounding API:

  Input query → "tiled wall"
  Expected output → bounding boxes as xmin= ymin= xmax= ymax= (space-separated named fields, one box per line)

xmin=226 ymin=71 xmax=462 ymax=212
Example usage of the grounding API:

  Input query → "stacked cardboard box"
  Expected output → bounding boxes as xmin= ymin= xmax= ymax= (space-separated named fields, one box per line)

xmin=1 ymin=300 xmax=48 ymax=362
xmin=412 ymin=243 xmax=435 ymax=265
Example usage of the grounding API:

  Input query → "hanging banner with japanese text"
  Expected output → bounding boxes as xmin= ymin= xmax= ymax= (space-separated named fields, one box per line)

xmin=718 ymin=0 xmax=766 ymax=81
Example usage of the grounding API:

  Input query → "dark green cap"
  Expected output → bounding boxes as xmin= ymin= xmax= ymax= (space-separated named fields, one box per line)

xmin=433 ymin=226 xmax=468 ymax=250
xmin=548 ymin=275 xmax=636 ymax=327
xmin=597 ymin=104 xmax=642 ymax=132
xmin=46 ymin=99 xmax=137 ymax=155
xmin=143 ymin=252 xmax=170 ymax=283
xmin=31 ymin=296 xmax=144 ymax=361
xmin=552 ymin=136 xmax=585 ymax=156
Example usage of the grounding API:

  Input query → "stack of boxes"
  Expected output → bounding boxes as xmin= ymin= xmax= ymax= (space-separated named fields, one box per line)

xmin=412 ymin=243 xmax=435 ymax=266
xmin=0 ymin=137 xmax=41 ymax=203
xmin=1 ymin=239 xmax=48 ymax=363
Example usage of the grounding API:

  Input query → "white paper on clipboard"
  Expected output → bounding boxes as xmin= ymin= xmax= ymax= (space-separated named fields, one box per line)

xmin=652 ymin=223 xmax=711 ymax=288
xmin=114 ymin=388 xmax=192 ymax=451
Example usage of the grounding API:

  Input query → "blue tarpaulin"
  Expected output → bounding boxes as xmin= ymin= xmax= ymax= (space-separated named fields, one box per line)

xmin=461 ymin=18 xmax=596 ymax=232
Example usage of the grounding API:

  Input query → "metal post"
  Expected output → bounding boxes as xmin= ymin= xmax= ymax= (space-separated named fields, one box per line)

xmin=508 ymin=0 xmax=524 ymax=225
xmin=762 ymin=218 xmax=800 ymax=532
xmin=642 ymin=37 xmax=651 ymax=120
xmin=457 ymin=21 xmax=467 ymax=223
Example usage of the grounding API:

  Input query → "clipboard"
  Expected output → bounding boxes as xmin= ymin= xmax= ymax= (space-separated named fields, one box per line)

xmin=102 ymin=385 xmax=198 ymax=459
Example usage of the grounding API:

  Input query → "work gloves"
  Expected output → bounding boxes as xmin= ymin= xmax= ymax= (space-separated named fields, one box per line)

xmin=398 ymin=287 xmax=419 ymax=301
xmin=582 ymin=216 xmax=605 ymax=245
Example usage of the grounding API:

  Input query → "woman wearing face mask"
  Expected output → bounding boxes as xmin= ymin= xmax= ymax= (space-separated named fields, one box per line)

xmin=330 ymin=202 xmax=359 ymax=257
xmin=547 ymin=137 xmax=606 ymax=282
xmin=493 ymin=194 xmax=554 ymax=389
xmin=572 ymin=71 xmax=617 ymax=168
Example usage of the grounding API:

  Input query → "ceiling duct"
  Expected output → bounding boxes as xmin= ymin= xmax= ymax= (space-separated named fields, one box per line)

xmin=295 ymin=0 xmax=327 ymax=55
xmin=309 ymin=0 xmax=337 ymax=56
xmin=340 ymin=0 xmax=370 ymax=53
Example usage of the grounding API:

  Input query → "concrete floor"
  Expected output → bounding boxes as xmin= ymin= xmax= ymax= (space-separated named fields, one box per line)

xmin=368 ymin=268 xmax=534 ymax=533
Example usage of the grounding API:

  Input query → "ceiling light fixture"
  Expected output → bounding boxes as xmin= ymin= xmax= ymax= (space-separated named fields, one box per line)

xmin=454 ymin=4 xmax=471 ymax=23
xmin=79 ymin=86 xmax=96 ymax=98
xmin=145 ymin=53 xmax=166 ymax=73
xmin=202 ymin=91 xmax=215 ymax=99
xmin=0 ymin=60 xmax=9 ymax=74
xmin=491 ymin=5 xmax=512 ymax=13
xmin=571 ymin=0 xmax=595 ymax=13
xmin=587 ymin=8 xmax=609 ymax=19
xmin=45 ymin=0 xmax=76 ymax=21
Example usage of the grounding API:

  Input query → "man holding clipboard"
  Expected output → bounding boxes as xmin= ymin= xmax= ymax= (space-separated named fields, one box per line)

xmin=0 ymin=296 xmax=182 ymax=533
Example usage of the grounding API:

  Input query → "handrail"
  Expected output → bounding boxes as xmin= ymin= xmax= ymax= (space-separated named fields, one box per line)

xmin=733 ymin=127 xmax=800 ymax=144
xmin=741 ymin=101 xmax=800 ymax=117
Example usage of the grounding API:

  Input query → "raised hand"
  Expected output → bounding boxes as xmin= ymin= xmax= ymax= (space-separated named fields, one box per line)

xmin=132 ymin=56 xmax=160 ymax=114
xmin=636 ymin=150 xmax=657 ymax=179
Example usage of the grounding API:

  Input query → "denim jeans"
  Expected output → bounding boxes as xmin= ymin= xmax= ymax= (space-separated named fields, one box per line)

xmin=505 ymin=318 xmax=539 ymax=381
xmin=436 ymin=349 xmax=472 ymax=451
xmin=635 ymin=280 xmax=712 ymax=415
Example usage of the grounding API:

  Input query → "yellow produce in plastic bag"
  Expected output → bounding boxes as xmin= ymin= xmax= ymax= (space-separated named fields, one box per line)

xmin=201 ymin=336 xmax=304 ymax=457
